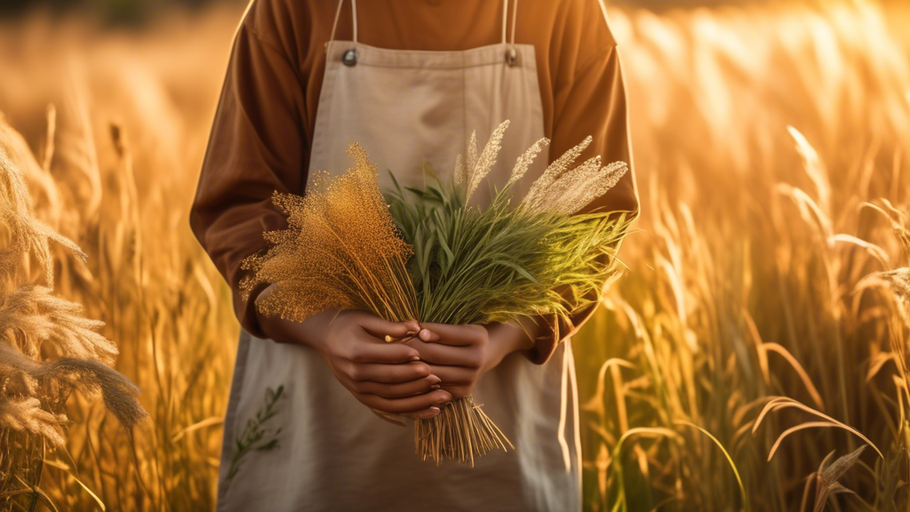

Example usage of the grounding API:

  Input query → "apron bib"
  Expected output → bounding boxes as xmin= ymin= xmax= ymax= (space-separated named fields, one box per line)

xmin=217 ymin=1 xmax=582 ymax=510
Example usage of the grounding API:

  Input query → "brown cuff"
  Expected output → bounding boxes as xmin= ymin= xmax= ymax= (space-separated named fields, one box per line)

xmin=526 ymin=298 xmax=602 ymax=364
xmin=525 ymin=256 xmax=608 ymax=364
xmin=232 ymin=270 xmax=269 ymax=339
xmin=527 ymin=313 xmax=560 ymax=364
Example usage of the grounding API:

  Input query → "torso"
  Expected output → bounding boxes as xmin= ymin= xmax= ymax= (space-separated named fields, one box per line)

xmin=215 ymin=1 xmax=591 ymax=510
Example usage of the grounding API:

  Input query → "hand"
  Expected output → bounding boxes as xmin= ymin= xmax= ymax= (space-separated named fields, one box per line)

xmin=405 ymin=319 xmax=540 ymax=400
xmin=256 ymin=295 xmax=451 ymax=419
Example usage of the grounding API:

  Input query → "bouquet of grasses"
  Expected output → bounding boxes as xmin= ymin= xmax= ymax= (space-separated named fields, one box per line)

xmin=240 ymin=120 xmax=632 ymax=465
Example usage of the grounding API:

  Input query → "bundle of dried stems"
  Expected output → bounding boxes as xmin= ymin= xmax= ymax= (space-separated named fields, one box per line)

xmin=242 ymin=120 xmax=633 ymax=465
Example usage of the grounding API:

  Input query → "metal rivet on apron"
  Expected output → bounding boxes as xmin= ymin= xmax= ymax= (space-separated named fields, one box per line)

xmin=342 ymin=49 xmax=357 ymax=66
xmin=505 ymin=48 xmax=518 ymax=67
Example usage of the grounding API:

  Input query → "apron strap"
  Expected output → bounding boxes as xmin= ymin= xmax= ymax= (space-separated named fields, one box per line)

xmin=326 ymin=0 xmax=518 ymax=62
xmin=500 ymin=0 xmax=508 ymax=45
xmin=502 ymin=0 xmax=518 ymax=46
xmin=326 ymin=0 xmax=358 ymax=54
xmin=510 ymin=0 xmax=519 ymax=46
xmin=503 ymin=0 xmax=519 ymax=66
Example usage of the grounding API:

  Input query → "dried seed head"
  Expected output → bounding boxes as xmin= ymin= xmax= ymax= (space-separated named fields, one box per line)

xmin=505 ymin=137 xmax=550 ymax=191
xmin=454 ymin=153 xmax=466 ymax=186
xmin=522 ymin=135 xmax=593 ymax=209
xmin=466 ymin=130 xmax=478 ymax=180
xmin=241 ymin=142 xmax=418 ymax=323
xmin=466 ymin=120 xmax=510 ymax=203
xmin=520 ymin=135 xmax=628 ymax=215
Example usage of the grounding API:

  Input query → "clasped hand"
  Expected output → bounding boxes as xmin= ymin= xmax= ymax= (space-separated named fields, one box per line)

xmin=308 ymin=310 xmax=538 ymax=420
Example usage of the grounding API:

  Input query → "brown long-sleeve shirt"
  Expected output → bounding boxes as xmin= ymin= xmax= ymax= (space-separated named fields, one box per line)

xmin=189 ymin=0 xmax=639 ymax=364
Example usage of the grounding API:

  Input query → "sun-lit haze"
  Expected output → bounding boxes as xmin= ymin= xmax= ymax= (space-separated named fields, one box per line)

xmin=1 ymin=0 xmax=909 ymax=509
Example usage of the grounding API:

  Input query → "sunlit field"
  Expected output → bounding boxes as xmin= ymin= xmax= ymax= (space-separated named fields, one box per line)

xmin=1 ymin=0 xmax=909 ymax=510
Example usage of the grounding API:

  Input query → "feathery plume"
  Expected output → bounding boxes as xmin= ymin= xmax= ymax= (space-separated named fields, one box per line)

xmin=465 ymin=130 xmax=478 ymax=180
xmin=465 ymin=120 xmax=510 ymax=203
xmin=505 ymin=136 xmax=550 ymax=191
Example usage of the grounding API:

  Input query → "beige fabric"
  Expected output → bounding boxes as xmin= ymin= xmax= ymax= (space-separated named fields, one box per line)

xmin=313 ymin=1 xmax=546 ymax=205
xmin=215 ymin=0 xmax=582 ymax=511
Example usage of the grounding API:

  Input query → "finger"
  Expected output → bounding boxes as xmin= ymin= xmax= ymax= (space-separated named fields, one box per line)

xmin=406 ymin=339 xmax=478 ymax=367
xmin=411 ymin=407 xmax=442 ymax=420
xmin=351 ymin=361 xmax=430 ymax=383
xmin=351 ymin=341 xmax=420 ymax=364
xmin=417 ymin=328 xmax=440 ymax=342
xmin=417 ymin=322 xmax=483 ymax=346
xmin=359 ymin=389 xmax=452 ymax=415
xmin=356 ymin=375 xmax=441 ymax=399
xmin=358 ymin=313 xmax=420 ymax=340
xmin=438 ymin=384 xmax=472 ymax=400
xmin=426 ymin=364 xmax=476 ymax=385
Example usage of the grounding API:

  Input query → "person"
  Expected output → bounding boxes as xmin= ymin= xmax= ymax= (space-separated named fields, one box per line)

xmin=189 ymin=0 xmax=639 ymax=510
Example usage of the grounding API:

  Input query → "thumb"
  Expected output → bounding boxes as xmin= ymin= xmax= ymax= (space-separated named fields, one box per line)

xmin=359 ymin=314 xmax=419 ymax=340
xmin=417 ymin=327 xmax=441 ymax=343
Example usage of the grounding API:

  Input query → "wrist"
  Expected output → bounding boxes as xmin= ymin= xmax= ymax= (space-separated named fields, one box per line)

xmin=255 ymin=306 xmax=297 ymax=345
xmin=483 ymin=317 xmax=542 ymax=370
xmin=255 ymin=284 xmax=339 ymax=350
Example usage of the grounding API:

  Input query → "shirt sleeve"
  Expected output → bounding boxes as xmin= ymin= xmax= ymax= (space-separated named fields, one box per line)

xmin=527 ymin=33 xmax=640 ymax=364
xmin=189 ymin=17 xmax=308 ymax=338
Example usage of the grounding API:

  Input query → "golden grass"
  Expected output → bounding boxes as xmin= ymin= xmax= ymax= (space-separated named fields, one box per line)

xmin=0 ymin=0 xmax=908 ymax=509
xmin=0 ymin=8 xmax=241 ymax=510
xmin=576 ymin=1 xmax=910 ymax=509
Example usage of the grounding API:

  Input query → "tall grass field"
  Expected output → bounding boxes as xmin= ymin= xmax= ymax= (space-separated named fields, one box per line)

xmin=1 ymin=0 xmax=909 ymax=510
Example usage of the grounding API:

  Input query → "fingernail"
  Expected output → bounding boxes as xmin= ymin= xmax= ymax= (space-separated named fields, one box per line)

xmin=428 ymin=375 xmax=441 ymax=384
xmin=430 ymin=384 xmax=440 ymax=390
xmin=418 ymin=407 xmax=441 ymax=420
xmin=411 ymin=355 xmax=420 ymax=361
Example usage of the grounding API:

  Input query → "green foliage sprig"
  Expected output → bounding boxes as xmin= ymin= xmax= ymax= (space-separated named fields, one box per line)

xmin=226 ymin=385 xmax=284 ymax=481
xmin=385 ymin=163 xmax=632 ymax=329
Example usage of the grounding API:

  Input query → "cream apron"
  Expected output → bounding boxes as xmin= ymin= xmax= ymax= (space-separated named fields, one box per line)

xmin=217 ymin=1 xmax=583 ymax=510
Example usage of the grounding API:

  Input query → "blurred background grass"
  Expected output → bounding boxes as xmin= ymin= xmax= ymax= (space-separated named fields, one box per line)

xmin=0 ymin=0 xmax=236 ymax=25
xmin=0 ymin=0 xmax=752 ymax=21
xmin=1 ymin=0 xmax=910 ymax=510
